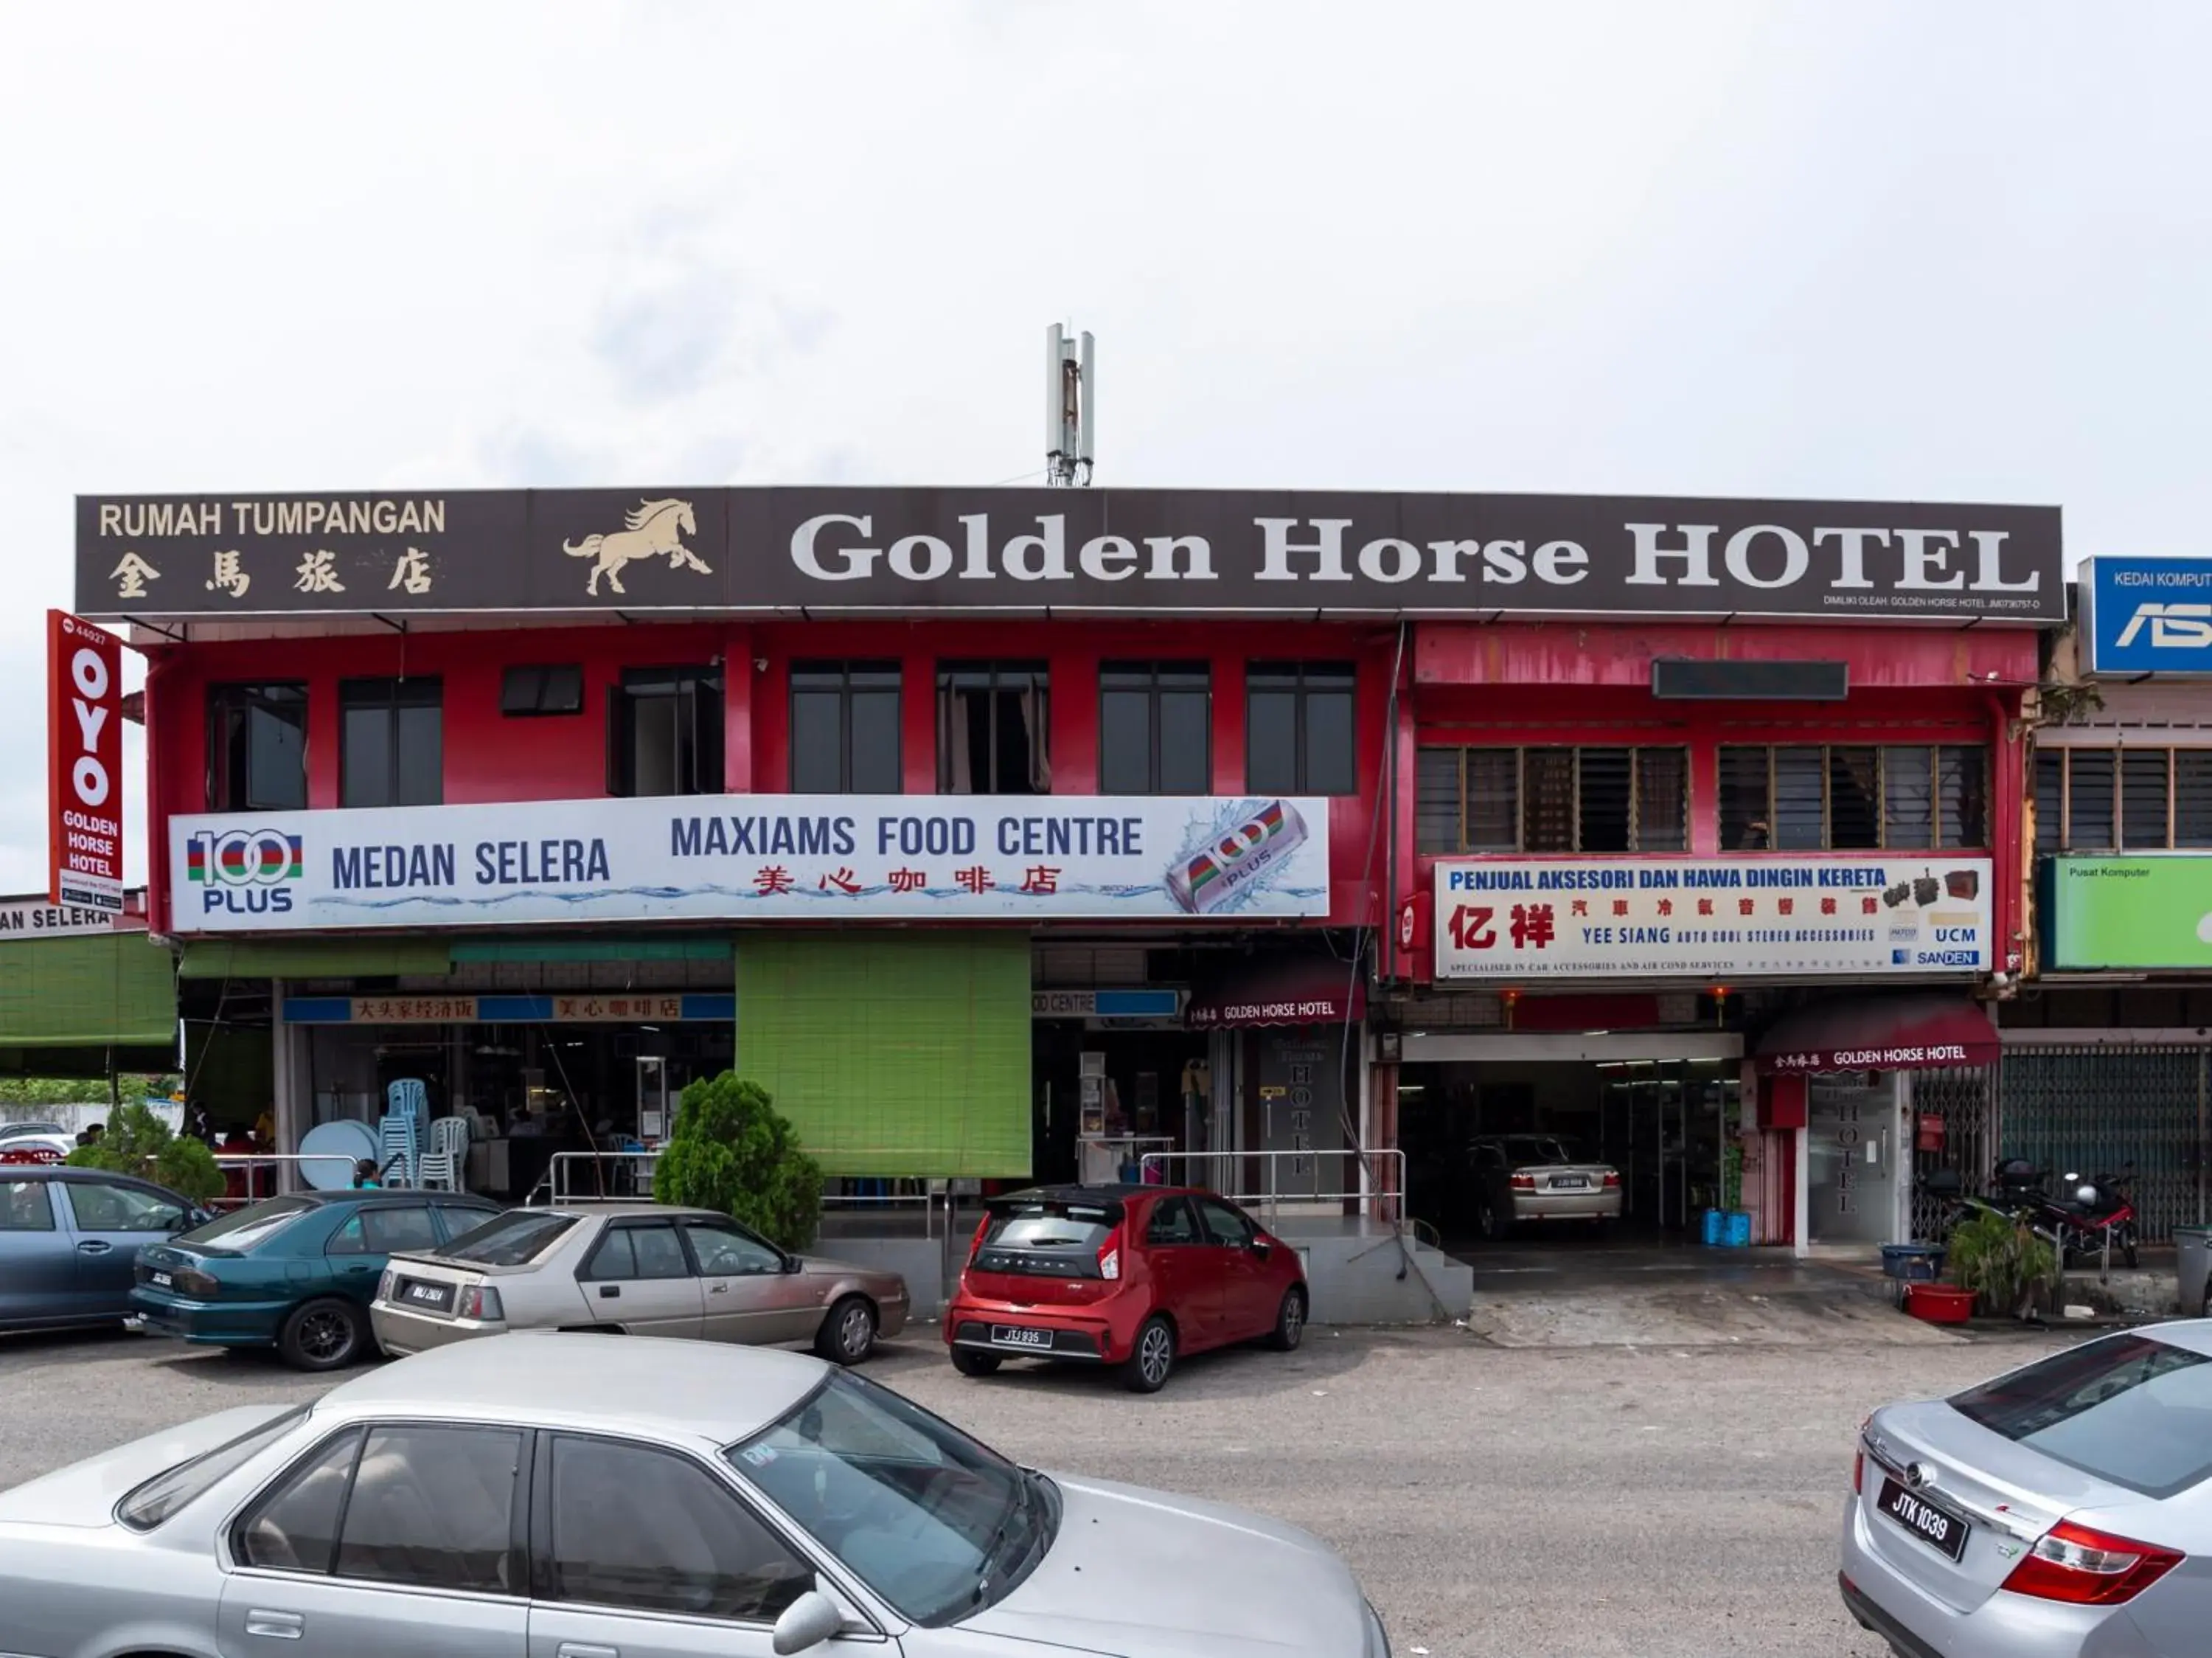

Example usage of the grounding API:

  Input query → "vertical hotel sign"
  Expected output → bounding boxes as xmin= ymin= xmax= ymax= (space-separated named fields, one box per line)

xmin=47 ymin=611 xmax=125 ymax=912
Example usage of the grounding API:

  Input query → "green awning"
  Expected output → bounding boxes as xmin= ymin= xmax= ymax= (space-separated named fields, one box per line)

xmin=177 ymin=940 xmax=453 ymax=979
xmin=736 ymin=932 xmax=1031 ymax=1179
xmin=0 ymin=932 xmax=176 ymax=1048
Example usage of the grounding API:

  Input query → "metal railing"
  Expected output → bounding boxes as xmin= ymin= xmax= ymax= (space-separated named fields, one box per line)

xmin=1136 ymin=1147 xmax=1409 ymax=1230
xmin=211 ymin=1152 xmax=366 ymax=1206
xmin=524 ymin=1149 xmax=663 ymax=1206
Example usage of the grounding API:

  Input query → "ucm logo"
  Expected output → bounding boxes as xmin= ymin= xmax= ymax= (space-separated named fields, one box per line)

xmin=186 ymin=828 xmax=304 ymax=886
xmin=2115 ymin=602 xmax=2212 ymax=649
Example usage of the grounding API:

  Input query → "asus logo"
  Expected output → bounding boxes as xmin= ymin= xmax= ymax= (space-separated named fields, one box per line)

xmin=2115 ymin=602 xmax=2212 ymax=648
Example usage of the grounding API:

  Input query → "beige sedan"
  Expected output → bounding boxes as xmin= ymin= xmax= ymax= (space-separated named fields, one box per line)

xmin=368 ymin=1204 xmax=910 ymax=1364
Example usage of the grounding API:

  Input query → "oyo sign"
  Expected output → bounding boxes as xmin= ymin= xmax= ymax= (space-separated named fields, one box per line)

xmin=46 ymin=611 xmax=125 ymax=912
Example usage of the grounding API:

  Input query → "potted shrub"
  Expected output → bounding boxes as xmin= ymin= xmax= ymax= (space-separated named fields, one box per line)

xmin=1941 ymin=1209 xmax=2059 ymax=1321
xmin=63 ymin=1101 xmax=223 ymax=1207
xmin=651 ymin=1073 xmax=823 ymax=1252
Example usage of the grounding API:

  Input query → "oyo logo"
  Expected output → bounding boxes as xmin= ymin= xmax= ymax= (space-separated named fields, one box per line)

xmin=187 ymin=828 xmax=302 ymax=916
xmin=2115 ymin=602 xmax=2212 ymax=650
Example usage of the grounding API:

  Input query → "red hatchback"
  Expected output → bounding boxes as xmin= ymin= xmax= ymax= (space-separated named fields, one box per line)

xmin=945 ymin=1183 xmax=1309 ymax=1392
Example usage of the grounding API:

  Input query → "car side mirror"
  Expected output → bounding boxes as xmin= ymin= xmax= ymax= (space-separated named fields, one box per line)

xmin=1251 ymin=1238 xmax=1272 ymax=1258
xmin=783 ymin=1252 xmax=804 ymax=1274
xmin=772 ymin=1589 xmax=845 ymax=1654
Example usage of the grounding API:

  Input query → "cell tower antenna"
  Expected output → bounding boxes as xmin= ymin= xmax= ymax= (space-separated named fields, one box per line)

xmin=1045 ymin=324 xmax=1096 ymax=486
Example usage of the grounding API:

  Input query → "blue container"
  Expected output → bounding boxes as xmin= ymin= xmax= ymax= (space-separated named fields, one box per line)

xmin=1700 ymin=1207 xmax=1725 ymax=1246
xmin=1724 ymin=1211 xmax=1753 ymax=1249
xmin=1879 ymin=1243 xmax=1944 ymax=1280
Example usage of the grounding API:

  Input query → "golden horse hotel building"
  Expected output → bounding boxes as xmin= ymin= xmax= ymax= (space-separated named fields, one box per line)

xmin=80 ymin=485 xmax=2062 ymax=1286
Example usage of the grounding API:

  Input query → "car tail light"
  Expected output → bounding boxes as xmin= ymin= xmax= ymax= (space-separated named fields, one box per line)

xmin=2001 ymin=1521 xmax=2184 ymax=1606
xmin=456 ymin=1285 xmax=504 ymax=1322
xmin=967 ymin=1214 xmax=990 ymax=1265
xmin=1852 ymin=1450 xmax=1864 ymax=1494
xmin=376 ymin=1267 xmax=397 ymax=1303
xmin=1601 ymin=1170 xmax=1621 ymax=1189
xmin=1510 ymin=1173 xmax=1537 ymax=1193
xmin=1097 ymin=1225 xmax=1123 ymax=1282
xmin=173 ymin=1267 xmax=219 ymax=1297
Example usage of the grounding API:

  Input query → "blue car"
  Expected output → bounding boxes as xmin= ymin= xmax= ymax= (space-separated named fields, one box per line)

xmin=131 ymin=1189 xmax=501 ymax=1371
xmin=0 ymin=1167 xmax=212 ymax=1335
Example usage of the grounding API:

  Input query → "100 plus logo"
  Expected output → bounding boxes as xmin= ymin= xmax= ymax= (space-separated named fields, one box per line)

xmin=2114 ymin=602 xmax=2212 ymax=650
xmin=186 ymin=828 xmax=303 ymax=915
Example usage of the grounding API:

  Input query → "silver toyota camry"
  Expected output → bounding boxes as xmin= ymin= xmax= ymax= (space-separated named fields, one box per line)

xmin=1843 ymin=1321 xmax=2212 ymax=1657
xmin=369 ymin=1204 xmax=909 ymax=1365
xmin=0 ymin=1334 xmax=1387 ymax=1658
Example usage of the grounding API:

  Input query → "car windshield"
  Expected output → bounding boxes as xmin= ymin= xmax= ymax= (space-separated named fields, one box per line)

xmin=1949 ymin=1332 xmax=2212 ymax=1499
xmin=117 ymin=1405 xmax=309 ymax=1530
xmin=439 ymin=1210 xmax=575 ymax=1265
xmin=176 ymin=1197 xmax=314 ymax=1252
xmin=1503 ymin=1137 xmax=1579 ymax=1167
xmin=728 ymin=1370 xmax=1053 ymax=1626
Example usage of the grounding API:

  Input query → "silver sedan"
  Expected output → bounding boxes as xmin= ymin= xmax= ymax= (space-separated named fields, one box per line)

xmin=0 ymin=1333 xmax=1388 ymax=1657
xmin=1843 ymin=1320 xmax=2212 ymax=1657
xmin=369 ymin=1204 xmax=909 ymax=1364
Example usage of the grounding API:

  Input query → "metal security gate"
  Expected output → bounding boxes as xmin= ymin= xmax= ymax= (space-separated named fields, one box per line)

xmin=2000 ymin=1046 xmax=2208 ymax=1244
xmin=1906 ymin=1066 xmax=1994 ymax=1243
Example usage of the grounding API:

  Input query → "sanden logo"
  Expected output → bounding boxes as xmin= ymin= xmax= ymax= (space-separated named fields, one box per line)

xmin=2114 ymin=602 xmax=2212 ymax=650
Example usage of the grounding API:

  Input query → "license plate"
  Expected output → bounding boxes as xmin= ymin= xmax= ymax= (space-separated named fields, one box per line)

xmin=1549 ymin=1176 xmax=1589 ymax=1190
xmin=403 ymin=1281 xmax=454 ymax=1311
xmin=991 ymin=1325 xmax=1054 ymax=1350
xmin=150 ymin=1272 xmax=171 ymax=1288
xmin=1877 ymin=1477 xmax=1969 ymax=1562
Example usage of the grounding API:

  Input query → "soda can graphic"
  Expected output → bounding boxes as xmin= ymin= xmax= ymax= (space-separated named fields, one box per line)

xmin=1166 ymin=801 xmax=1310 ymax=915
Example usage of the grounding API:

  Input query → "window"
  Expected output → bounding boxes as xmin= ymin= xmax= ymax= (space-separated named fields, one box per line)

xmin=1717 ymin=745 xmax=1988 ymax=850
xmin=1950 ymin=1333 xmax=2212 ymax=1499
xmin=122 ymin=1404 xmax=310 ymax=1533
xmin=207 ymin=684 xmax=307 ymax=812
xmin=608 ymin=667 xmax=723 ymax=797
xmin=63 ymin=1182 xmax=183 ymax=1233
xmin=0 ymin=1179 xmax=54 ymax=1231
xmin=790 ymin=662 xmax=901 ymax=793
xmin=680 ymin=1218 xmax=784 ymax=1277
xmin=500 ymin=665 xmax=583 ymax=717
xmin=438 ymin=1210 xmax=576 ymax=1266
xmin=333 ymin=1425 xmax=522 ymax=1593
xmin=340 ymin=678 xmax=442 ymax=808
xmin=235 ymin=1426 xmax=361 ymax=1568
xmin=547 ymin=1436 xmax=814 ymax=1621
xmin=583 ymin=1221 xmax=689 ymax=1280
xmin=2039 ymin=747 xmax=2212 ymax=851
xmin=1197 ymin=1198 xmax=1254 ymax=1248
xmin=1144 ymin=1196 xmax=1200 ymax=1246
xmin=1247 ymin=663 xmax=1355 ymax=795
xmin=1099 ymin=662 xmax=1210 ymax=794
xmin=938 ymin=662 xmax=1048 ymax=794
xmin=1415 ymin=747 xmax=1688 ymax=854
xmin=361 ymin=1206 xmax=439 ymax=1255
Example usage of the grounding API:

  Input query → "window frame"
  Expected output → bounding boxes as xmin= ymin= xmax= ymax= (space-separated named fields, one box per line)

xmin=1717 ymin=743 xmax=1989 ymax=852
xmin=1245 ymin=662 xmax=1357 ymax=797
xmin=338 ymin=676 xmax=444 ymax=810
xmin=788 ymin=660 xmax=903 ymax=794
xmin=935 ymin=660 xmax=1051 ymax=796
xmin=499 ymin=665 xmax=585 ymax=718
xmin=1416 ymin=745 xmax=1691 ymax=855
xmin=606 ymin=665 xmax=725 ymax=799
xmin=206 ymin=681 xmax=309 ymax=813
xmin=0 ymin=1177 xmax=57 ymax=1232
xmin=1097 ymin=660 xmax=1212 ymax=795
xmin=2035 ymin=745 xmax=2212 ymax=853
xmin=530 ymin=1429 xmax=830 ymax=1628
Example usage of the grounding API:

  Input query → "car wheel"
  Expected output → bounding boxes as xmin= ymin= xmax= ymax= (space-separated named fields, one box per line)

xmin=951 ymin=1348 xmax=1001 ymax=1378
xmin=815 ymin=1295 xmax=877 ymax=1365
xmin=1121 ymin=1315 xmax=1175 ymax=1393
xmin=1267 ymin=1286 xmax=1308 ymax=1352
xmin=279 ymin=1298 xmax=366 ymax=1373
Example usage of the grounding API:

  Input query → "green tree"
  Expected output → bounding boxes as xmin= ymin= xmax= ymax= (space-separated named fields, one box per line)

xmin=651 ymin=1073 xmax=823 ymax=1251
xmin=65 ymin=1100 xmax=224 ymax=1207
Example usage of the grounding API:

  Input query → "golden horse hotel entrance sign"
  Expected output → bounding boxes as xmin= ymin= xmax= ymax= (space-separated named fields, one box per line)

xmin=78 ymin=489 xmax=2065 ymax=622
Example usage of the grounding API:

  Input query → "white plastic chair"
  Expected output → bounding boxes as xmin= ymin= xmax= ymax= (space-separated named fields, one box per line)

xmin=417 ymin=1115 xmax=470 ymax=1192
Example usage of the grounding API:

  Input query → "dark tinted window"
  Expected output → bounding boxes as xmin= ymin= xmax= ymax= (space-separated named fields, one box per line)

xmin=585 ymin=1222 xmax=689 ymax=1280
xmin=341 ymin=678 xmax=442 ymax=808
xmin=501 ymin=665 xmax=584 ymax=717
xmin=121 ymin=1404 xmax=311 ymax=1533
xmin=611 ymin=666 xmax=723 ymax=797
xmin=179 ymin=1196 xmax=313 ymax=1251
xmin=208 ymin=683 xmax=307 ymax=811
xmin=1950 ymin=1333 xmax=2212 ymax=1499
xmin=548 ymin=1436 xmax=813 ymax=1620
xmin=1196 ymin=1199 xmax=1253 ymax=1248
xmin=361 ymin=1206 xmax=439 ymax=1255
xmin=937 ymin=662 xmax=1048 ymax=795
xmin=1143 ymin=1196 xmax=1200 ymax=1246
xmin=983 ymin=1204 xmax=1118 ymax=1253
xmin=0 ymin=1179 xmax=55 ymax=1231
xmin=1248 ymin=663 xmax=1355 ymax=795
xmin=682 ymin=1220 xmax=784 ymax=1277
xmin=790 ymin=662 xmax=902 ymax=794
xmin=335 ymin=1425 xmax=522 ymax=1592
xmin=2067 ymin=749 xmax=2116 ymax=850
xmin=2034 ymin=749 xmax=2065 ymax=854
xmin=1099 ymin=662 xmax=1210 ymax=794
xmin=440 ymin=1210 xmax=576 ymax=1266
xmin=236 ymin=1428 xmax=361 ymax=1571
xmin=65 ymin=1181 xmax=184 ymax=1232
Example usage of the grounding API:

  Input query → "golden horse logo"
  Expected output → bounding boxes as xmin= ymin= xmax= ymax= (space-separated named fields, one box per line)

xmin=563 ymin=498 xmax=709 ymax=597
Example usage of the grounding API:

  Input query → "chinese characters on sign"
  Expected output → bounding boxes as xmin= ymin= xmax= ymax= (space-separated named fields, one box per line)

xmin=1433 ymin=856 xmax=1994 ymax=979
xmin=339 ymin=995 xmax=700 ymax=1024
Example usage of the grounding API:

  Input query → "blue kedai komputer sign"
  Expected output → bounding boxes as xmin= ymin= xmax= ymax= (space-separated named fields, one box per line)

xmin=2080 ymin=555 xmax=2212 ymax=674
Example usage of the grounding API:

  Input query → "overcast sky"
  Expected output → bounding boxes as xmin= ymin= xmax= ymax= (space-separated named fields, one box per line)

xmin=3 ymin=2 xmax=2207 ymax=889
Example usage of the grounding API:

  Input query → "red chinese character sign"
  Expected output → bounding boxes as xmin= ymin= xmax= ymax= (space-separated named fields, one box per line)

xmin=1433 ymin=856 xmax=1994 ymax=980
xmin=47 ymin=611 xmax=126 ymax=912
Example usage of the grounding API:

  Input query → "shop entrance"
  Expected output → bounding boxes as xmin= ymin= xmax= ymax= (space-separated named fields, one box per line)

xmin=1397 ymin=1036 xmax=1744 ymax=1246
xmin=1031 ymin=1020 xmax=1210 ymax=1189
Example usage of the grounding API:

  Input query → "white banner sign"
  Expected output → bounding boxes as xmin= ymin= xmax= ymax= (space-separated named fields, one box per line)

xmin=1433 ymin=856 xmax=1994 ymax=979
xmin=0 ymin=895 xmax=124 ymax=938
xmin=170 ymin=794 xmax=1329 ymax=933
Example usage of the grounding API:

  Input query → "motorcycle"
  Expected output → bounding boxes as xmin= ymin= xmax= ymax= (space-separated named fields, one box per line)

xmin=2037 ymin=1167 xmax=2140 ymax=1271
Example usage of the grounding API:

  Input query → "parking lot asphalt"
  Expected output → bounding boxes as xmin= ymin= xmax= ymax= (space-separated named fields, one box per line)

xmin=0 ymin=1320 xmax=2074 ymax=1657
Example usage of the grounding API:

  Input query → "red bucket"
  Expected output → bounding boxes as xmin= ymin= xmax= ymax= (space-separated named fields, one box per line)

xmin=1905 ymin=1283 xmax=1976 ymax=1325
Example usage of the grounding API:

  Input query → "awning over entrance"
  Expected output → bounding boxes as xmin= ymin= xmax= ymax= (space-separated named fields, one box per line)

xmin=1186 ymin=958 xmax=1365 ymax=1030
xmin=1754 ymin=993 xmax=1997 ymax=1074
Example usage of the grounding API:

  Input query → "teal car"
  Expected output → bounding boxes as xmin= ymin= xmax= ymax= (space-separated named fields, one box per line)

xmin=130 ymin=1190 xmax=501 ymax=1371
